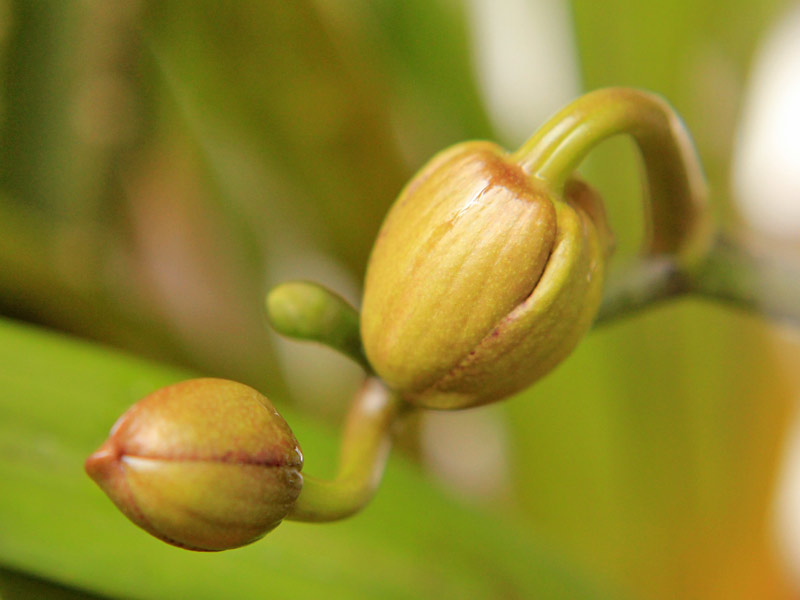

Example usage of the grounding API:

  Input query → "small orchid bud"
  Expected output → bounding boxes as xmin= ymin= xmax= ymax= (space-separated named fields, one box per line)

xmin=361 ymin=141 xmax=611 ymax=409
xmin=85 ymin=378 xmax=302 ymax=551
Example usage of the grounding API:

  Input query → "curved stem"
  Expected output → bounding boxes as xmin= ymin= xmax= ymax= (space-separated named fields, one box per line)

xmin=287 ymin=377 xmax=404 ymax=522
xmin=512 ymin=87 xmax=710 ymax=265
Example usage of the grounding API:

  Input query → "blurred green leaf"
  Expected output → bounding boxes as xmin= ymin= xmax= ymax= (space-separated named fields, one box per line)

xmin=0 ymin=567 xmax=107 ymax=600
xmin=0 ymin=317 xmax=624 ymax=600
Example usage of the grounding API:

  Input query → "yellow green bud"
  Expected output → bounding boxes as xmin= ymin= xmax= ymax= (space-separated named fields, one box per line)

xmin=85 ymin=378 xmax=302 ymax=551
xmin=361 ymin=141 xmax=611 ymax=409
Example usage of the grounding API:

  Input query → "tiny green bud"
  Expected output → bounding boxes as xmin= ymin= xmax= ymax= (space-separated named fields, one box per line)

xmin=267 ymin=281 xmax=369 ymax=370
xmin=85 ymin=378 xmax=303 ymax=551
xmin=361 ymin=141 xmax=611 ymax=409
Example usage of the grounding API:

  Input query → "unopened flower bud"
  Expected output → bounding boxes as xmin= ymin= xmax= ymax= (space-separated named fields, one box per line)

xmin=85 ymin=378 xmax=303 ymax=551
xmin=361 ymin=141 xmax=611 ymax=409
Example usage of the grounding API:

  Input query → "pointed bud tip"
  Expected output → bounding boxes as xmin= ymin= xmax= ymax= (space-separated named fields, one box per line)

xmin=84 ymin=440 xmax=121 ymax=486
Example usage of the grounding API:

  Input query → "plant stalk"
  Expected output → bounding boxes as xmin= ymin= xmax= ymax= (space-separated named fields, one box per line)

xmin=595 ymin=234 xmax=800 ymax=328
xmin=288 ymin=377 xmax=403 ymax=522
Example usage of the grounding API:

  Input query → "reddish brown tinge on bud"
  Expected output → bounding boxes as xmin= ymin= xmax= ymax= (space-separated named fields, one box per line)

xmin=361 ymin=140 xmax=610 ymax=409
xmin=86 ymin=378 xmax=303 ymax=551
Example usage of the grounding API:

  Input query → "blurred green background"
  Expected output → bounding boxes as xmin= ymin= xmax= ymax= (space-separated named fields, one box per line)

xmin=1 ymin=1 xmax=799 ymax=598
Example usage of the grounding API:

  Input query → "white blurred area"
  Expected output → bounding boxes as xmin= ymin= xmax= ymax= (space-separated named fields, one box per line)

xmin=733 ymin=3 xmax=800 ymax=240
xmin=466 ymin=0 xmax=580 ymax=148
xmin=421 ymin=406 xmax=512 ymax=502
xmin=419 ymin=0 xmax=579 ymax=500
xmin=741 ymin=2 xmax=800 ymax=585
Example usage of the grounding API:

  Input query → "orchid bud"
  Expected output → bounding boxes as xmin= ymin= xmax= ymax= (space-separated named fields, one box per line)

xmin=361 ymin=141 xmax=612 ymax=409
xmin=85 ymin=378 xmax=302 ymax=551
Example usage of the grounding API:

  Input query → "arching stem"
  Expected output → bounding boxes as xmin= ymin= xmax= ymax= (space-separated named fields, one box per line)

xmin=288 ymin=377 xmax=404 ymax=522
xmin=512 ymin=87 xmax=711 ymax=266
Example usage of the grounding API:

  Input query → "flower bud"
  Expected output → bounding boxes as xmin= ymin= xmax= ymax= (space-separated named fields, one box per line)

xmin=361 ymin=141 xmax=611 ymax=409
xmin=85 ymin=378 xmax=303 ymax=551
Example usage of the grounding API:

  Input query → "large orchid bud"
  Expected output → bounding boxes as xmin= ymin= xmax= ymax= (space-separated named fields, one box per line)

xmin=361 ymin=141 xmax=612 ymax=409
xmin=85 ymin=378 xmax=303 ymax=551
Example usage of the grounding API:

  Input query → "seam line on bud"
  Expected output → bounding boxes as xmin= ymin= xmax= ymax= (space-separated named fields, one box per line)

xmin=121 ymin=453 xmax=295 ymax=468
xmin=414 ymin=240 xmax=556 ymax=399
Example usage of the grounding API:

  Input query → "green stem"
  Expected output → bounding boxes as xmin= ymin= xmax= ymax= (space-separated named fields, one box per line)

xmin=512 ymin=87 xmax=710 ymax=265
xmin=288 ymin=377 xmax=403 ymax=522
xmin=595 ymin=234 xmax=800 ymax=328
